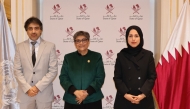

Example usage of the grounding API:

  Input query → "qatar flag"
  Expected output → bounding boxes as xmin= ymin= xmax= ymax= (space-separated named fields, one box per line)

xmin=153 ymin=0 xmax=190 ymax=109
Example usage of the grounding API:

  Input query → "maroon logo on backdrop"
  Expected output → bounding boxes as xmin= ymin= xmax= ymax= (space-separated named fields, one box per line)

xmin=105 ymin=95 xmax=114 ymax=105
xmin=105 ymin=50 xmax=114 ymax=60
xmin=119 ymin=27 xmax=126 ymax=37
xmin=103 ymin=50 xmax=115 ymax=65
xmin=116 ymin=28 xmax=125 ymax=43
xmin=79 ymin=4 xmax=88 ymax=14
xmin=56 ymin=50 xmax=61 ymax=60
xmin=92 ymin=27 xmax=101 ymax=37
xmin=129 ymin=4 xmax=143 ymax=20
xmin=52 ymin=4 xmax=61 ymax=14
xmin=53 ymin=95 xmax=61 ymax=104
xmin=106 ymin=4 xmax=114 ymax=14
xmin=65 ymin=27 xmax=74 ymax=37
xmin=103 ymin=4 xmax=116 ymax=20
xmin=132 ymin=4 xmax=141 ymax=14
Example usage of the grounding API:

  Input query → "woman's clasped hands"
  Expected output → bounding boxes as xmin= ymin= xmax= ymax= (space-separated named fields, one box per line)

xmin=74 ymin=90 xmax=89 ymax=104
xmin=124 ymin=93 xmax=146 ymax=104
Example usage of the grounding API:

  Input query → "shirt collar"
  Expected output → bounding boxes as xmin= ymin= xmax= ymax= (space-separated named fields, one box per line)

xmin=29 ymin=37 xmax=41 ymax=44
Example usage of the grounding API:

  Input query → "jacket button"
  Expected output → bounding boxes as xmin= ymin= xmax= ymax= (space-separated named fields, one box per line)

xmin=33 ymin=72 xmax=35 ymax=74
xmin=138 ymin=77 xmax=141 ymax=80
xmin=138 ymin=87 xmax=140 ymax=90
xmin=31 ymin=81 xmax=33 ymax=83
xmin=128 ymin=67 xmax=131 ymax=69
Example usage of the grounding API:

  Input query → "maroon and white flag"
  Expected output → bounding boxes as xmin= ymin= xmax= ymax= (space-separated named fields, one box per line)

xmin=0 ymin=0 xmax=18 ymax=108
xmin=153 ymin=0 xmax=190 ymax=109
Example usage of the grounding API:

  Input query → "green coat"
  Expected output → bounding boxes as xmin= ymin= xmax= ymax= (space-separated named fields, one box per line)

xmin=59 ymin=50 xmax=105 ymax=104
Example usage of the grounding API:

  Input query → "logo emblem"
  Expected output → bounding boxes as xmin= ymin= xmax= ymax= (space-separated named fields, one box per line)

xmin=65 ymin=27 xmax=74 ymax=37
xmin=105 ymin=50 xmax=114 ymax=60
xmin=132 ymin=4 xmax=141 ymax=14
xmin=53 ymin=95 xmax=61 ymax=104
xmin=79 ymin=4 xmax=88 ymax=14
xmin=106 ymin=4 xmax=114 ymax=14
xmin=119 ymin=27 xmax=126 ymax=37
xmin=92 ymin=27 xmax=101 ymax=37
xmin=52 ymin=4 xmax=61 ymax=14
xmin=105 ymin=95 xmax=113 ymax=105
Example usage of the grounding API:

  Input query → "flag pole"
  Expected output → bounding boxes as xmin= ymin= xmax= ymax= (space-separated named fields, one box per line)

xmin=152 ymin=91 xmax=160 ymax=109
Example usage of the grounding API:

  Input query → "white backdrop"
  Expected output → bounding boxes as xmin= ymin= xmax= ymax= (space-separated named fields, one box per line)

xmin=42 ymin=0 xmax=154 ymax=108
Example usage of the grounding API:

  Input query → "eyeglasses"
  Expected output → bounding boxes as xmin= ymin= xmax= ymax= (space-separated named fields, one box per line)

xmin=74 ymin=38 xmax=89 ymax=44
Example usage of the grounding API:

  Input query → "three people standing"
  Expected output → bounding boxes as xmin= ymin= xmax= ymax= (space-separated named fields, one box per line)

xmin=14 ymin=16 xmax=156 ymax=109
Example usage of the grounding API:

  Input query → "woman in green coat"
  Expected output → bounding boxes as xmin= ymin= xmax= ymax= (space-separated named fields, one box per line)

xmin=59 ymin=31 xmax=105 ymax=109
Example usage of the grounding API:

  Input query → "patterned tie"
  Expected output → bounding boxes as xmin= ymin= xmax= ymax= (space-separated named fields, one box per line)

xmin=31 ymin=41 xmax=37 ymax=66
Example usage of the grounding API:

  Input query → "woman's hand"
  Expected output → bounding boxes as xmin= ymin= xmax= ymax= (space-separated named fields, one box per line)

xmin=74 ymin=90 xmax=88 ymax=104
xmin=124 ymin=93 xmax=139 ymax=104
xmin=74 ymin=90 xmax=83 ymax=98
xmin=134 ymin=94 xmax=146 ymax=102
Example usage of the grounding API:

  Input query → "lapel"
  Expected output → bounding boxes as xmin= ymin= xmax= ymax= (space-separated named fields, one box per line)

xmin=135 ymin=50 xmax=144 ymax=62
xmin=34 ymin=38 xmax=46 ymax=68
xmin=122 ymin=49 xmax=144 ymax=67
xmin=23 ymin=40 xmax=33 ymax=67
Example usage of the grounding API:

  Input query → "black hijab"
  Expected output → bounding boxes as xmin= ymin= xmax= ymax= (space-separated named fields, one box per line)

xmin=121 ymin=25 xmax=144 ymax=56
